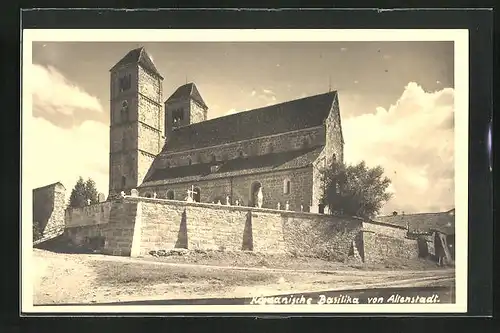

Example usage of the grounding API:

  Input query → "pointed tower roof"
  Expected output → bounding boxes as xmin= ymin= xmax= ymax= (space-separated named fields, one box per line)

xmin=165 ymin=82 xmax=207 ymax=109
xmin=110 ymin=47 xmax=163 ymax=79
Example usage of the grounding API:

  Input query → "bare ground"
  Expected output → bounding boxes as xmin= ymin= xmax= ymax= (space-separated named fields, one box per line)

xmin=32 ymin=249 xmax=455 ymax=305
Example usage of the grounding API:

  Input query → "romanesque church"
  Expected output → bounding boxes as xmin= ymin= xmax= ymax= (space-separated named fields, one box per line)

xmin=108 ymin=47 xmax=344 ymax=213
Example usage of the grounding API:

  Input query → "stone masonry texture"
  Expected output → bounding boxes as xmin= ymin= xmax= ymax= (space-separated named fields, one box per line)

xmin=362 ymin=231 xmax=419 ymax=262
xmin=33 ymin=182 xmax=66 ymax=241
xmin=61 ymin=197 xmax=420 ymax=263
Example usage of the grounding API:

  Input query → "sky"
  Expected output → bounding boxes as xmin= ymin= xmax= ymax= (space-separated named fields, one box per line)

xmin=29 ymin=41 xmax=455 ymax=215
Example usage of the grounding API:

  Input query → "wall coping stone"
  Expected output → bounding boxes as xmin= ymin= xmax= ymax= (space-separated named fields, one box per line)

xmin=363 ymin=219 xmax=408 ymax=230
xmin=121 ymin=196 xmax=365 ymax=222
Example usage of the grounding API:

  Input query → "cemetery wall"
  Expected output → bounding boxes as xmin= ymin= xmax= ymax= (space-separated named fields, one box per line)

xmin=62 ymin=196 xmax=418 ymax=262
xmin=64 ymin=199 xmax=140 ymax=256
xmin=361 ymin=231 xmax=419 ymax=262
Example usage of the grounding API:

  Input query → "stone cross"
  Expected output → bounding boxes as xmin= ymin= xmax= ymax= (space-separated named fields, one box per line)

xmin=185 ymin=190 xmax=193 ymax=202
xmin=277 ymin=202 xmax=281 ymax=210
xmin=226 ymin=195 xmax=230 ymax=206
xmin=285 ymin=201 xmax=289 ymax=211
xmin=130 ymin=189 xmax=139 ymax=197
xmin=153 ymin=192 xmax=157 ymax=198
xmin=186 ymin=185 xmax=197 ymax=202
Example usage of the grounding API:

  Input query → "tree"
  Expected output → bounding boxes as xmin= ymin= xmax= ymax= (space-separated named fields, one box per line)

xmin=320 ymin=160 xmax=393 ymax=219
xmin=84 ymin=178 xmax=99 ymax=205
xmin=69 ymin=176 xmax=99 ymax=208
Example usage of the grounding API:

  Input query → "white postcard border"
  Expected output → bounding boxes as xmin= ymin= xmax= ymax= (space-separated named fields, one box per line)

xmin=21 ymin=28 xmax=468 ymax=314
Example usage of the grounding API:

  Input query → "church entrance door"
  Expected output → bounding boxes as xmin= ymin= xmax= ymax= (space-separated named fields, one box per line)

xmin=250 ymin=181 xmax=262 ymax=207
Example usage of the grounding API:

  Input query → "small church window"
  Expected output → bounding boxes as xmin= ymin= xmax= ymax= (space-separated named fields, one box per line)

xmin=119 ymin=74 xmax=132 ymax=92
xmin=121 ymin=100 xmax=129 ymax=123
xmin=166 ymin=190 xmax=175 ymax=200
xmin=283 ymin=179 xmax=291 ymax=195
xmin=332 ymin=153 xmax=337 ymax=163
xmin=121 ymin=176 xmax=126 ymax=188
xmin=188 ymin=158 xmax=192 ymax=165
xmin=172 ymin=108 xmax=184 ymax=125
xmin=211 ymin=154 xmax=216 ymax=163
xmin=238 ymin=150 xmax=244 ymax=158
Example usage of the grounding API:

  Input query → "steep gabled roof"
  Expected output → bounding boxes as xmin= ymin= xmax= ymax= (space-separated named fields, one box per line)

xmin=376 ymin=209 xmax=455 ymax=235
xmin=33 ymin=182 xmax=66 ymax=191
xmin=141 ymin=145 xmax=323 ymax=187
xmin=165 ymin=83 xmax=208 ymax=109
xmin=162 ymin=91 xmax=337 ymax=153
xmin=110 ymin=47 xmax=163 ymax=79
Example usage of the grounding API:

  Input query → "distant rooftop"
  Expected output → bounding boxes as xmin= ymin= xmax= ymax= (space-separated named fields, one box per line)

xmin=377 ymin=209 xmax=455 ymax=235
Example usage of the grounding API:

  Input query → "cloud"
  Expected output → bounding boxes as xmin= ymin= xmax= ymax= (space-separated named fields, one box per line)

xmin=225 ymin=108 xmax=237 ymax=115
xmin=251 ymin=90 xmax=257 ymax=97
xmin=383 ymin=54 xmax=391 ymax=60
xmin=340 ymin=47 xmax=348 ymax=52
xmin=27 ymin=117 xmax=109 ymax=201
xmin=342 ymin=82 xmax=454 ymax=214
xmin=262 ymin=89 xmax=274 ymax=95
xmin=31 ymin=63 xmax=104 ymax=116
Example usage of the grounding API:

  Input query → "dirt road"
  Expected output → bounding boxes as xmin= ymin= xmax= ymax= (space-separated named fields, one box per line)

xmin=31 ymin=249 xmax=454 ymax=305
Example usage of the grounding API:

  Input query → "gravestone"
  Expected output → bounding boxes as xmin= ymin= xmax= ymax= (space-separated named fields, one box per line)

xmin=98 ymin=193 xmax=106 ymax=203
xmin=277 ymin=202 xmax=281 ymax=210
xmin=285 ymin=201 xmax=290 ymax=211
xmin=87 ymin=199 xmax=91 ymax=206
xmin=256 ymin=187 xmax=263 ymax=208
xmin=226 ymin=195 xmax=230 ymax=206
xmin=153 ymin=192 xmax=157 ymax=198
xmin=130 ymin=189 xmax=139 ymax=197
xmin=120 ymin=191 xmax=126 ymax=197
xmin=235 ymin=199 xmax=239 ymax=206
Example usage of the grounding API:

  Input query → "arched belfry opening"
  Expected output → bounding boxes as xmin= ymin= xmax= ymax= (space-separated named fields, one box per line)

xmin=250 ymin=181 xmax=262 ymax=207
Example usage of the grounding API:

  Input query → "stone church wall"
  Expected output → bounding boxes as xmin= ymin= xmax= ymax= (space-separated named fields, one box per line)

xmin=157 ymin=126 xmax=325 ymax=168
xmin=33 ymin=183 xmax=66 ymax=241
xmin=140 ymin=166 xmax=314 ymax=212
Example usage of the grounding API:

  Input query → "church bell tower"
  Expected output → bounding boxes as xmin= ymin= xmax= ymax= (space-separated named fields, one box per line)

xmin=108 ymin=47 xmax=164 ymax=199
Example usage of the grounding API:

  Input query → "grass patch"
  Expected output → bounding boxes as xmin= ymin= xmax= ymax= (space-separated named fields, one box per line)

xmin=145 ymin=249 xmax=443 ymax=272
xmin=90 ymin=260 xmax=277 ymax=287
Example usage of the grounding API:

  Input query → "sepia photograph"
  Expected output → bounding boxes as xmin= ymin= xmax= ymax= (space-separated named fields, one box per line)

xmin=21 ymin=29 xmax=468 ymax=314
